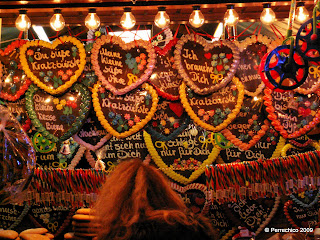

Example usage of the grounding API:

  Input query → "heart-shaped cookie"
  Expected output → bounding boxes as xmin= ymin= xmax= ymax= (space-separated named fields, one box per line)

xmin=92 ymin=82 xmax=158 ymax=139
xmin=207 ymin=201 xmax=233 ymax=235
xmin=0 ymin=204 xmax=30 ymax=230
xmin=149 ymin=38 xmax=182 ymax=100
xmin=180 ymin=77 xmax=244 ymax=132
xmin=263 ymin=88 xmax=320 ymax=139
xmin=221 ymin=95 xmax=270 ymax=151
xmin=91 ymin=35 xmax=156 ymax=95
xmin=170 ymin=182 xmax=210 ymax=214
xmin=20 ymin=36 xmax=86 ymax=95
xmin=0 ymin=39 xmax=31 ymax=101
xmin=25 ymin=83 xmax=91 ymax=143
xmin=144 ymin=98 xmax=190 ymax=141
xmin=174 ymin=34 xmax=240 ymax=95
xmin=144 ymin=124 xmax=220 ymax=185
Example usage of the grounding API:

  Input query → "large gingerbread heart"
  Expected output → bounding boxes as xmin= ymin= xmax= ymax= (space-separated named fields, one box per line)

xmin=20 ymin=36 xmax=86 ymax=95
xmin=174 ymin=34 xmax=240 ymax=95
xmin=25 ymin=83 xmax=91 ymax=143
xmin=92 ymin=82 xmax=158 ymax=139
xmin=180 ymin=77 xmax=244 ymax=132
xmin=221 ymin=95 xmax=270 ymax=151
xmin=144 ymin=98 xmax=190 ymax=141
xmin=263 ymin=88 xmax=320 ymax=139
xmin=170 ymin=182 xmax=210 ymax=214
xmin=91 ymin=35 xmax=156 ymax=95
xmin=144 ymin=123 xmax=220 ymax=185
xmin=0 ymin=39 xmax=31 ymax=101
xmin=149 ymin=38 xmax=182 ymax=100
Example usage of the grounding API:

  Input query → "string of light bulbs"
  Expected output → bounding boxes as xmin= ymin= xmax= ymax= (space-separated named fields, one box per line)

xmin=14 ymin=3 xmax=310 ymax=33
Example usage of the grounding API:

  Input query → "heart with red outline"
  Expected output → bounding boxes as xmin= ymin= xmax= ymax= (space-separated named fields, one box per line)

xmin=91 ymin=35 xmax=156 ymax=96
xmin=221 ymin=95 xmax=270 ymax=151
xmin=0 ymin=39 xmax=31 ymax=101
xmin=263 ymin=88 xmax=320 ymax=139
xmin=174 ymin=34 xmax=240 ymax=95
xmin=149 ymin=38 xmax=182 ymax=101
xmin=28 ymin=205 xmax=75 ymax=237
xmin=284 ymin=200 xmax=320 ymax=229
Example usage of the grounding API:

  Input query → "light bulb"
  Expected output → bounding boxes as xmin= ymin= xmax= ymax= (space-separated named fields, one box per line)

xmin=154 ymin=7 xmax=170 ymax=28
xmin=189 ymin=6 xmax=205 ymax=28
xmin=224 ymin=5 xmax=239 ymax=26
xmin=85 ymin=8 xmax=100 ymax=30
xmin=296 ymin=2 xmax=309 ymax=23
xmin=15 ymin=10 xmax=31 ymax=31
xmin=120 ymin=7 xmax=136 ymax=30
xmin=260 ymin=3 xmax=276 ymax=25
xmin=50 ymin=9 xmax=65 ymax=31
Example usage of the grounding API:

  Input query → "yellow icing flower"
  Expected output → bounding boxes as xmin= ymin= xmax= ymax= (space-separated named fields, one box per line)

xmin=160 ymin=119 xmax=166 ymax=126
xmin=169 ymin=117 xmax=175 ymax=123
xmin=53 ymin=98 xmax=60 ymax=105
xmin=60 ymin=99 xmax=67 ymax=106
xmin=164 ymin=128 xmax=170 ymax=134
xmin=56 ymin=104 xmax=63 ymax=110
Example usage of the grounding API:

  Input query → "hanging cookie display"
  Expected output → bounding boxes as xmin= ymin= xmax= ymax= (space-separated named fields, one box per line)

xmin=19 ymin=36 xmax=86 ymax=95
xmin=92 ymin=82 xmax=158 ymax=139
xmin=91 ymin=34 xmax=156 ymax=95
xmin=0 ymin=39 xmax=31 ymax=101
xmin=149 ymin=38 xmax=182 ymax=100
xmin=25 ymin=83 xmax=91 ymax=143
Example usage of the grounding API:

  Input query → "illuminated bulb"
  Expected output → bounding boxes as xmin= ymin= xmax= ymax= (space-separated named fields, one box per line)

xmin=189 ymin=6 xmax=205 ymax=28
xmin=154 ymin=7 xmax=170 ymax=28
xmin=260 ymin=3 xmax=276 ymax=25
xmin=120 ymin=8 xmax=136 ymax=30
xmin=50 ymin=9 xmax=65 ymax=31
xmin=85 ymin=8 xmax=100 ymax=30
xmin=15 ymin=10 xmax=31 ymax=31
xmin=224 ymin=5 xmax=239 ymax=26
xmin=296 ymin=2 xmax=309 ymax=24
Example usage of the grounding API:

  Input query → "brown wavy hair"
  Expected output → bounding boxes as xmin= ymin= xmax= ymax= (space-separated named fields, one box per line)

xmin=93 ymin=158 xmax=216 ymax=240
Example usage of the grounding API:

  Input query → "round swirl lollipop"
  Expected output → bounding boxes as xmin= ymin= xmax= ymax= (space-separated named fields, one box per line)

xmin=0 ymin=105 xmax=36 ymax=204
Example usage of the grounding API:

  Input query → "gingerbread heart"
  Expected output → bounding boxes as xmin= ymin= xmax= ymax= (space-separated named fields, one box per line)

xmin=207 ymin=201 xmax=233 ymax=234
xmin=144 ymin=123 xmax=220 ymax=185
xmin=25 ymin=83 xmax=91 ymax=143
xmin=149 ymin=38 xmax=182 ymax=100
xmin=91 ymin=35 xmax=156 ymax=95
xmin=19 ymin=36 xmax=86 ymax=95
xmin=0 ymin=39 xmax=31 ymax=101
xmin=92 ymin=82 xmax=158 ymax=139
xmin=174 ymin=34 xmax=240 ymax=95
xmin=221 ymin=95 xmax=270 ymax=151
xmin=144 ymin=98 xmax=190 ymax=141
xmin=170 ymin=182 xmax=210 ymax=214
xmin=0 ymin=204 xmax=30 ymax=230
xmin=263 ymin=88 xmax=320 ymax=139
xmin=180 ymin=77 xmax=244 ymax=132
xmin=28 ymin=205 xmax=74 ymax=237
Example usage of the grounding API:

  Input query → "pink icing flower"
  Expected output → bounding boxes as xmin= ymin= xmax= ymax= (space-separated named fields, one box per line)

xmin=252 ymin=114 xmax=258 ymax=121
xmin=138 ymin=64 xmax=144 ymax=70
xmin=99 ymin=87 xmax=105 ymax=93
xmin=198 ymin=109 xmax=205 ymax=116
xmin=203 ymin=115 xmax=209 ymax=121
xmin=134 ymin=116 xmax=140 ymax=123
xmin=173 ymin=122 xmax=180 ymax=128
xmin=128 ymin=120 xmax=134 ymax=127
xmin=208 ymin=110 xmax=215 ymax=117
xmin=141 ymin=59 xmax=147 ymax=66
xmin=66 ymin=69 xmax=73 ymax=76
xmin=124 ymin=114 xmax=131 ymax=120
xmin=62 ymin=74 xmax=69 ymax=81
xmin=305 ymin=101 xmax=311 ymax=107
xmin=58 ymin=70 xmax=64 ymax=76
xmin=140 ymin=53 xmax=146 ymax=59
xmin=27 ymin=49 xmax=34 ymax=56
xmin=248 ymin=119 xmax=254 ymax=125
xmin=135 ymin=57 xmax=141 ymax=63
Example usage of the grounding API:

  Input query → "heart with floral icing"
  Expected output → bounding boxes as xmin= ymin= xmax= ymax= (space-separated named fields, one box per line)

xmin=20 ymin=36 xmax=86 ymax=95
xmin=170 ymin=182 xmax=210 ymax=214
xmin=92 ymin=82 xmax=158 ymax=139
xmin=144 ymin=123 xmax=220 ymax=185
xmin=144 ymin=98 xmax=190 ymax=141
xmin=28 ymin=205 xmax=74 ymax=237
xmin=263 ymin=88 xmax=320 ymax=139
xmin=0 ymin=39 xmax=31 ymax=101
xmin=91 ymin=35 xmax=156 ymax=95
xmin=149 ymin=38 xmax=182 ymax=100
xmin=179 ymin=77 xmax=244 ymax=133
xmin=25 ymin=83 xmax=91 ymax=143
xmin=221 ymin=95 xmax=270 ymax=151
xmin=174 ymin=34 xmax=240 ymax=95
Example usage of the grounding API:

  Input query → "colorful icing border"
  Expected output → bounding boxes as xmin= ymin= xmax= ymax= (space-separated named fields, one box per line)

xmin=263 ymin=88 xmax=320 ymax=139
xmin=19 ymin=36 xmax=86 ymax=95
xmin=174 ymin=34 xmax=240 ymax=95
xmin=25 ymin=83 xmax=91 ymax=142
xmin=67 ymin=145 xmax=87 ymax=170
xmin=281 ymin=141 xmax=320 ymax=157
xmin=179 ymin=77 xmax=244 ymax=132
xmin=91 ymin=34 xmax=156 ymax=95
xmin=143 ymin=130 xmax=220 ymax=185
xmin=73 ymin=133 xmax=112 ymax=152
xmin=92 ymin=82 xmax=158 ymax=139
